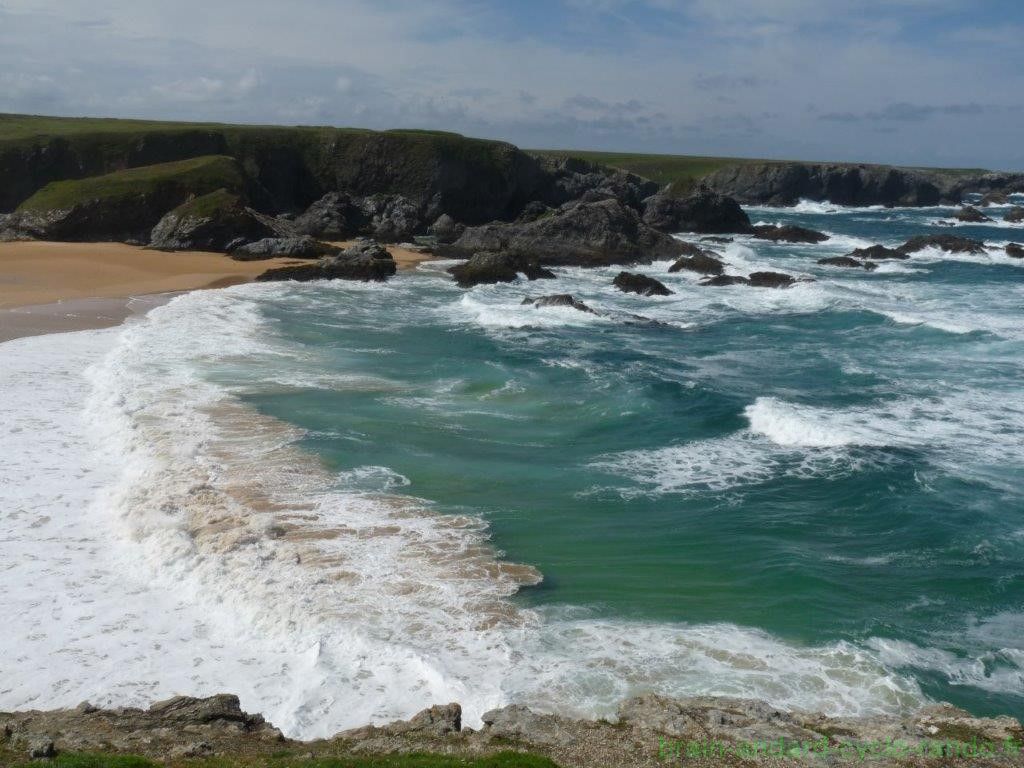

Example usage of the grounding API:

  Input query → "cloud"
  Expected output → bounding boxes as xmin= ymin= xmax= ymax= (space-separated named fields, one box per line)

xmin=820 ymin=102 xmax=1019 ymax=123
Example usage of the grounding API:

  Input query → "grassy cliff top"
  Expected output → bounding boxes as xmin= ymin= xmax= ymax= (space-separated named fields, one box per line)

xmin=16 ymin=156 xmax=245 ymax=212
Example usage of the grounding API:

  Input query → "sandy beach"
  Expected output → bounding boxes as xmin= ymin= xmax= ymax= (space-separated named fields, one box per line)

xmin=0 ymin=240 xmax=435 ymax=341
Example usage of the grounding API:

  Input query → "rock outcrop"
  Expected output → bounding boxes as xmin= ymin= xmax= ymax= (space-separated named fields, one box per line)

xmin=521 ymin=294 xmax=595 ymax=313
xmin=701 ymin=275 xmax=751 ymax=286
xmin=292 ymin=192 xmax=367 ymax=239
xmin=818 ymin=256 xmax=877 ymax=271
xmin=668 ymin=251 xmax=725 ymax=275
xmin=952 ymin=205 xmax=993 ymax=223
xmin=749 ymin=271 xmax=797 ymax=288
xmin=1005 ymin=206 xmax=1024 ymax=223
xmin=1007 ymin=243 xmax=1024 ymax=258
xmin=613 ymin=271 xmax=673 ymax=296
xmin=448 ymin=251 xmax=555 ymax=287
xmin=752 ymin=224 xmax=829 ymax=243
xmin=980 ymin=191 xmax=1009 ymax=206
xmin=641 ymin=191 xmax=752 ymax=234
xmin=256 ymin=240 xmax=396 ymax=282
xmin=898 ymin=234 xmax=987 ymax=255
xmin=847 ymin=244 xmax=909 ymax=260
xmin=428 ymin=214 xmax=466 ymax=244
xmin=149 ymin=189 xmax=280 ymax=251
xmin=230 ymin=235 xmax=339 ymax=261
xmin=442 ymin=199 xmax=686 ymax=267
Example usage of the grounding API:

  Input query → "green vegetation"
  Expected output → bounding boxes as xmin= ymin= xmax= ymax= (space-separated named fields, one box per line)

xmin=17 ymin=156 xmax=244 ymax=212
xmin=530 ymin=148 xmax=767 ymax=195
xmin=23 ymin=751 xmax=560 ymax=768
xmin=168 ymin=188 xmax=244 ymax=219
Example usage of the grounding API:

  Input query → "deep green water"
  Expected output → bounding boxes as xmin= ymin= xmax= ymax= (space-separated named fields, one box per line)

xmin=226 ymin=200 xmax=1024 ymax=720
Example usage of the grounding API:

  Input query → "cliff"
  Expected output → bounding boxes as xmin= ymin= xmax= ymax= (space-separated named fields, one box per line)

xmin=700 ymin=161 xmax=1024 ymax=207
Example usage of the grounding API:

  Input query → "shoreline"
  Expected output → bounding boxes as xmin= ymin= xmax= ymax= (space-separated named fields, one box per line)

xmin=0 ymin=240 xmax=436 ymax=342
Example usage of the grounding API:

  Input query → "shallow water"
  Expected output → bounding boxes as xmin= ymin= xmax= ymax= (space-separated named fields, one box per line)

xmin=1 ymin=198 xmax=1022 ymax=736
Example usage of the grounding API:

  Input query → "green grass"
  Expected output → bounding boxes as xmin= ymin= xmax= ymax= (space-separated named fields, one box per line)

xmin=33 ymin=751 xmax=560 ymax=768
xmin=169 ymin=188 xmax=244 ymax=219
xmin=16 ymin=156 xmax=244 ymax=212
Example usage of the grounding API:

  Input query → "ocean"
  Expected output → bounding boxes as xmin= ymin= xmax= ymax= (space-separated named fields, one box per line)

xmin=2 ymin=198 xmax=1022 ymax=739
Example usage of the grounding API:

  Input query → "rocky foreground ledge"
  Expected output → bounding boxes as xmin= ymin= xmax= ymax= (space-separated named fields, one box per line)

xmin=3 ymin=694 xmax=1023 ymax=767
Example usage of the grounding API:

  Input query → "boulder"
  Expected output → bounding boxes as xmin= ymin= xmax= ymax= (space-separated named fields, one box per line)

xmin=847 ymin=244 xmax=908 ymax=260
xmin=443 ymin=199 xmax=686 ymax=267
xmin=360 ymin=194 xmax=426 ymax=242
xmin=898 ymin=234 xmax=987 ymax=255
xmin=979 ymin=191 xmax=1008 ymax=206
xmin=818 ymin=256 xmax=877 ymax=271
xmin=428 ymin=214 xmax=465 ymax=244
xmin=256 ymin=240 xmax=396 ymax=282
xmin=292 ymin=192 xmax=367 ymax=239
xmin=752 ymin=224 xmax=829 ymax=243
xmin=613 ymin=271 xmax=673 ymax=296
xmin=521 ymin=294 xmax=595 ymax=313
xmin=538 ymin=155 xmax=659 ymax=211
xmin=448 ymin=251 xmax=555 ymax=288
xmin=952 ymin=205 xmax=993 ymax=223
xmin=230 ymin=236 xmax=339 ymax=261
xmin=148 ymin=190 xmax=282 ymax=252
xmin=516 ymin=200 xmax=554 ymax=223
xmin=749 ymin=271 xmax=797 ymax=288
xmin=701 ymin=275 xmax=750 ymax=286
xmin=385 ymin=704 xmax=461 ymax=738
xmin=1005 ymin=206 xmax=1024 ymax=223
xmin=1007 ymin=243 xmax=1024 ymax=258
xmin=668 ymin=252 xmax=725 ymax=275
xmin=642 ymin=191 xmax=752 ymax=234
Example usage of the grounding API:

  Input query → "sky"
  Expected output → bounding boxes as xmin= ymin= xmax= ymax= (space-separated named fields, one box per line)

xmin=1 ymin=0 xmax=1022 ymax=169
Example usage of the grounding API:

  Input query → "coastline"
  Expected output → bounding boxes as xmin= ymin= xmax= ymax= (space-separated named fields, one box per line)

xmin=0 ymin=240 xmax=436 ymax=342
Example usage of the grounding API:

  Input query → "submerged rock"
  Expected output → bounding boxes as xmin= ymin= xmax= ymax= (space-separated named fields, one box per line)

xmin=230 ymin=235 xmax=340 ymax=261
xmin=847 ymin=244 xmax=909 ymax=260
xmin=952 ymin=205 xmax=993 ymax=223
xmin=1007 ymin=243 xmax=1024 ymax=258
xmin=256 ymin=240 xmax=396 ymax=282
xmin=898 ymin=234 xmax=987 ymax=255
xmin=752 ymin=224 xmax=829 ymax=243
xmin=748 ymin=271 xmax=797 ymax=288
xmin=613 ymin=271 xmax=673 ymax=296
xmin=443 ymin=199 xmax=685 ymax=267
xmin=980 ymin=191 xmax=1009 ymax=206
xmin=818 ymin=256 xmax=877 ymax=271
xmin=700 ymin=274 xmax=750 ymax=286
xmin=642 ymin=191 xmax=752 ymax=234
xmin=521 ymin=294 xmax=595 ymax=313
xmin=448 ymin=251 xmax=555 ymax=287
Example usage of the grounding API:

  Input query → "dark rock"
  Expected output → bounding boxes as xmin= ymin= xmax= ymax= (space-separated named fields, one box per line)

xmin=642 ymin=191 xmax=752 ymax=234
xmin=752 ymin=224 xmax=829 ymax=243
xmin=701 ymin=275 xmax=750 ymax=286
xmin=1005 ymin=206 xmax=1024 ymax=223
xmin=1007 ymin=243 xmax=1024 ymax=258
xmin=952 ymin=205 xmax=993 ymax=223
xmin=387 ymin=704 xmax=461 ymax=737
xmin=443 ymin=199 xmax=685 ymax=267
xmin=521 ymin=294 xmax=595 ymax=313
xmin=256 ymin=240 xmax=396 ymax=282
xmin=428 ymin=214 xmax=465 ymax=244
xmin=148 ymin=189 xmax=284 ymax=251
xmin=448 ymin=251 xmax=554 ymax=287
xmin=898 ymin=234 xmax=987 ymax=255
xmin=847 ymin=244 xmax=909 ymax=260
xmin=537 ymin=155 xmax=660 ymax=211
xmin=360 ymin=194 xmax=426 ymax=242
xmin=980 ymin=191 xmax=1009 ymax=206
xmin=516 ymin=200 xmax=554 ymax=223
xmin=292 ymin=192 xmax=366 ymax=239
xmin=230 ymin=235 xmax=339 ymax=261
xmin=613 ymin=271 xmax=673 ymax=296
xmin=668 ymin=252 xmax=725 ymax=275
xmin=701 ymin=236 xmax=733 ymax=244
xmin=818 ymin=256 xmax=877 ymax=271
xmin=749 ymin=271 xmax=797 ymax=288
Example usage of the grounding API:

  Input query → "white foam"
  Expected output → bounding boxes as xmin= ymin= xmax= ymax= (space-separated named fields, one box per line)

xmin=0 ymin=286 xmax=940 ymax=738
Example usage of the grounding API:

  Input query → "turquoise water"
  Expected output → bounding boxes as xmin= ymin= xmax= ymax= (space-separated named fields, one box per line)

xmin=212 ymin=200 xmax=1024 ymax=721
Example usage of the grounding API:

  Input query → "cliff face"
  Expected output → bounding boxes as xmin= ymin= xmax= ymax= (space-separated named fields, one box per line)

xmin=0 ymin=122 xmax=551 ymax=224
xmin=701 ymin=162 xmax=1024 ymax=206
